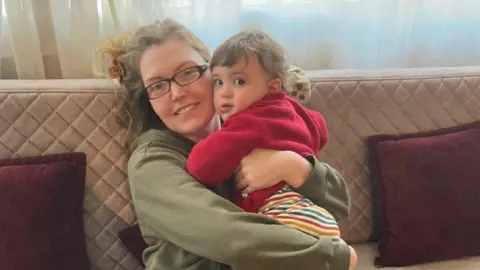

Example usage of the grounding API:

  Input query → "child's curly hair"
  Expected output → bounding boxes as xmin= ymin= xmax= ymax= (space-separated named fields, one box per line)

xmin=210 ymin=29 xmax=292 ymax=92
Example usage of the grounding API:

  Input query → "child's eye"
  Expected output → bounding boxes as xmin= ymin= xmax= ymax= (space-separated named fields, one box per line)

xmin=235 ymin=79 xmax=245 ymax=85
xmin=213 ymin=79 xmax=223 ymax=86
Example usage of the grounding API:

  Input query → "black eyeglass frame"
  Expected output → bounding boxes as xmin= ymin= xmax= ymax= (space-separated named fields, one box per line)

xmin=144 ymin=64 xmax=210 ymax=100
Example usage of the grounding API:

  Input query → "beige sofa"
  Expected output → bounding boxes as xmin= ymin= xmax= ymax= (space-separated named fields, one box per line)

xmin=1 ymin=66 xmax=479 ymax=270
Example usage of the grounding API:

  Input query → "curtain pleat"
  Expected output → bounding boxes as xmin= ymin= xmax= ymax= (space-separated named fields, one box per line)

xmin=0 ymin=0 xmax=479 ymax=79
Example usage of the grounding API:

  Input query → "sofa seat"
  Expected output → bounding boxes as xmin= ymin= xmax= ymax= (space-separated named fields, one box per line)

xmin=353 ymin=243 xmax=480 ymax=270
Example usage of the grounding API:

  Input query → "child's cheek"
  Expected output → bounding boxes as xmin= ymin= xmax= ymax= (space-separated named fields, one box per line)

xmin=213 ymin=92 xmax=221 ymax=111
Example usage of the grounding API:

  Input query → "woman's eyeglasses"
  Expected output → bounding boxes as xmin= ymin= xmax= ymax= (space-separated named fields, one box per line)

xmin=144 ymin=64 xmax=209 ymax=100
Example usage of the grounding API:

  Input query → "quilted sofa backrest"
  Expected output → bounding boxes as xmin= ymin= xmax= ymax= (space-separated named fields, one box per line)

xmin=0 ymin=67 xmax=479 ymax=269
xmin=0 ymin=80 xmax=142 ymax=270
xmin=306 ymin=67 xmax=480 ymax=243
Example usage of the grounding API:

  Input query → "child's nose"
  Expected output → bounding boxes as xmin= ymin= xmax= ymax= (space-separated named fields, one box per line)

xmin=220 ymin=84 xmax=234 ymax=97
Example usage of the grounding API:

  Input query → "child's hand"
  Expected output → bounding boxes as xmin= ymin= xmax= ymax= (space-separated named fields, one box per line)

xmin=235 ymin=149 xmax=312 ymax=194
xmin=235 ymin=149 xmax=289 ymax=194
xmin=348 ymin=246 xmax=358 ymax=270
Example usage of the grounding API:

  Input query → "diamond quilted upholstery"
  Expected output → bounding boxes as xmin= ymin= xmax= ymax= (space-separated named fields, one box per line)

xmin=0 ymin=80 xmax=142 ymax=270
xmin=306 ymin=67 xmax=480 ymax=244
xmin=1 ymin=66 xmax=480 ymax=270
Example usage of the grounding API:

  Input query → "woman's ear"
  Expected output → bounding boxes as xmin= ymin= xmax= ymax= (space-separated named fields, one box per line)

xmin=267 ymin=78 xmax=282 ymax=92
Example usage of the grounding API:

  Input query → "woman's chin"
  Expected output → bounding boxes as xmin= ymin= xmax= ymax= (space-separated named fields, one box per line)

xmin=165 ymin=107 xmax=218 ymax=141
xmin=178 ymin=120 xmax=215 ymax=141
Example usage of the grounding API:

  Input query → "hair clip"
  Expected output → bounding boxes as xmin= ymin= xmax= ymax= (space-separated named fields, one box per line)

xmin=108 ymin=59 xmax=125 ymax=83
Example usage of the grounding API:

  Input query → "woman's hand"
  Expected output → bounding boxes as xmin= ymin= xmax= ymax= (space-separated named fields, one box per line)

xmin=348 ymin=246 xmax=358 ymax=270
xmin=235 ymin=149 xmax=313 ymax=194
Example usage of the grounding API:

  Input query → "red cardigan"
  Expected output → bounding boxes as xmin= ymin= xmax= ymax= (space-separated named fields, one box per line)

xmin=186 ymin=92 xmax=328 ymax=213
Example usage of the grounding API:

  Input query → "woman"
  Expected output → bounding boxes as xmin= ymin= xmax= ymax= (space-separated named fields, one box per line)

xmin=95 ymin=19 xmax=357 ymax=270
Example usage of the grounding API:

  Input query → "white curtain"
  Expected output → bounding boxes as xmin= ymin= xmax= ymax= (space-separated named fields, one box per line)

xmin=1 ymin=0 xmax=480 ymax=79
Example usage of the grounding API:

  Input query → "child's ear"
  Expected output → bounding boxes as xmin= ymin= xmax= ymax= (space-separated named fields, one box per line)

xmin=267 ymin=78 xmax=282 ymax=92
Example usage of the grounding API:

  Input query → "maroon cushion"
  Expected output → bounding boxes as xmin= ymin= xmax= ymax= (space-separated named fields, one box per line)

xmin=0 ymin=153 xmax=89 ymax=270
xmin=118 ymin=224 xmax=147 ymax=266
xmin=367 ymin=120 xmax=480 ymax=267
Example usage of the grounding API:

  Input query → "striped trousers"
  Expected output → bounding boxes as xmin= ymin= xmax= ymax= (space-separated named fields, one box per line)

xmin=259 ymin=185 xmax=341 ymax=238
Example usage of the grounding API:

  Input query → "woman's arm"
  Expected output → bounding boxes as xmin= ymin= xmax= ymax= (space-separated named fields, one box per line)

xmin=236 ymin=149 xmax=350 ymax=222
xmin=294 ymin=155 xmax=351 ymax=222
xmin=143 ymin=240 xmax=220 ymax=270
xmin=129 ymin=140 xmax=351 ymax=270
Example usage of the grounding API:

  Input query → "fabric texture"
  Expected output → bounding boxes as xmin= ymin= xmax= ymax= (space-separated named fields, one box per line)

xmin=351 ymin=242 xmax=480 ymax=270
xmin=127 ymin=128 xmax=351 ymax=270
xmin=260 ymin=185 xmax=341 ymax=238
xmin=118 ymin=224 xmax=147 ymax=267
xmin=0 ymin=152 xmax=89 ymax=270
xmin=187 ymin=91 xmax=328 ymax=213
xmin=366 ymin=120 xmax=480 ymax=267
xmin=2 ymin=67 xmax=480 ymax=269
xmin=4 ymin=2 xmax=479 ymax=80
xmin=119 ymin=155 xmax=352 ymax=268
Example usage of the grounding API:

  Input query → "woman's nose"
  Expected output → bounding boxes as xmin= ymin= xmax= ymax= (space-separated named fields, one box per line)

xmin=170 ymin=82 xmax=186 ymax=100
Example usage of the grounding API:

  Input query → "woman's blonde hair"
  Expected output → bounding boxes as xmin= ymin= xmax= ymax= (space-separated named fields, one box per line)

xmin=94 ymin=19 xmax=211 ymax=153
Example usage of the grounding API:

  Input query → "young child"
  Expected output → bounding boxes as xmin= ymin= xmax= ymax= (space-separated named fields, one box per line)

xmin=186 ymin=29 xmax=343 ymax=239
